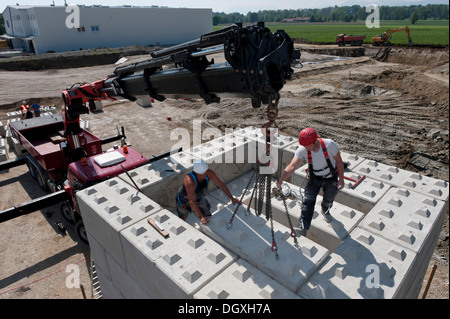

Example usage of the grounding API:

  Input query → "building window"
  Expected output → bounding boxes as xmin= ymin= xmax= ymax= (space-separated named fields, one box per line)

xmin=91 ymin=25 xmax=100 ymax=32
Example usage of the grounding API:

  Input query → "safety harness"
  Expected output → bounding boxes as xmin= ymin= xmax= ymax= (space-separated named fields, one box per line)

xmin=307 ymin=138 xmax=337 ymax=179
xmin=176 ymin=172 xmax=209 ymax=207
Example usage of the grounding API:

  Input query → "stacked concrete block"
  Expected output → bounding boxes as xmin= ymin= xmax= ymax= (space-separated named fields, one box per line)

xmin=75 ymin=177 xmax=162 ymax=270
xmin=210 ymin=173 xmax=364 ymax=252
xmin=207 ymin=170 xmax=256 ymax=205
xmin=6 ymin=110 xmax=22 ymax=119
xmin=186 ymin=203 xmax=330 ymax=293
xmin=0 ymin=120 xmax=5 ymax=138
xmin=181 ymin=194 xmax=230 ymax=228
xmin=169 ymin=149 xmax=197 ymax=169
xmin=5 ymin=119 xmax=27 ymax=156
xmin=76 ymin=127 xmax=449 ymax=299
xmin=0 ymin=149 xmax=7 ymax=162
xmin=95 ymin=265 xmax=124 ymax=299
xmin=292 ymin=162 xmax=391 ymax=213
xmin=194 ymin=258 xmax=301 ymax=299
xmin=185 ymin=132 xmax=254 ymax=191
xmin=298 ymin=227 xmax=417 ymax=299
xmin=120 ymin=209 xmax=237 ymax=299
xmin=353 ymin=159 xmax=449 ymax=202
xmin=261 ymin=181 xmax=365 ymax=252
xmin=234 ymin=126 xmax=298 ymax=177
xmin=104 ymin=251 xmax=153 ymax=299
xmin=0 ymin=138 xmax=8 ymax=162
xmin=118 ymin=156 xmax=190 ymax=209
xmin=357 ymin=187 xmax=448 ymax=298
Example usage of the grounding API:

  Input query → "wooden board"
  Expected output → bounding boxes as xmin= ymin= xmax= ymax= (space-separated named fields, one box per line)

xmin=147 ymin=217 xmax=169 ymax=238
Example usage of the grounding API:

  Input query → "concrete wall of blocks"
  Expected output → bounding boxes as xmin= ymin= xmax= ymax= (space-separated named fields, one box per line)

xmin=75 ymin=126 xmax=449 ymax=299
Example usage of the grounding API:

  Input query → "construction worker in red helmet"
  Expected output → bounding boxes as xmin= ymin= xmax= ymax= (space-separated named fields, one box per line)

xmin=20 ymin=101 xmax=33 ymax=119
xmin=276 ymin=127 xmax=345 ymax=237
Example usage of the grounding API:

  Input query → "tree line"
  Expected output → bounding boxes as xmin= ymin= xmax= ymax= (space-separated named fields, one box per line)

xmin=212 ymin=4 xmax=449 ymax=25
xmin=1 ymin=4 xmax=448 ymax=34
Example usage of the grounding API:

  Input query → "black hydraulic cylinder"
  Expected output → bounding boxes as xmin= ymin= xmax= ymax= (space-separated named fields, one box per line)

xmin=0 ymin=190 xmax=69 ymax=223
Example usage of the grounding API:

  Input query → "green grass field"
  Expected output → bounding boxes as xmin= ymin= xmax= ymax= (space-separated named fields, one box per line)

xmin=215 ymin=20 xmax=449 ymax=45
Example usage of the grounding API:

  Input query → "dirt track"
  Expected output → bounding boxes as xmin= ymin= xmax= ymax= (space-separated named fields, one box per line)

xmin=0 ymin=44 xmax=448 ymax=299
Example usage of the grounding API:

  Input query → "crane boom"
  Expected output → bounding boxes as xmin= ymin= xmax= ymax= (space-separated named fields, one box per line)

xmin=62 ymin=22 xmax=300 ymax=119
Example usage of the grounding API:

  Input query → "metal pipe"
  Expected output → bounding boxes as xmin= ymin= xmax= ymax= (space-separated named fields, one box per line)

xmin=190 ymin=46 xmax=224 ymax=58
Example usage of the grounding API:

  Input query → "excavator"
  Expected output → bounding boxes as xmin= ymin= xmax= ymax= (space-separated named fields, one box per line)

xmin=0 ymin=22 xmax=301 ymax=242
xmin=371 ymin=26 xmax=413 ymax=46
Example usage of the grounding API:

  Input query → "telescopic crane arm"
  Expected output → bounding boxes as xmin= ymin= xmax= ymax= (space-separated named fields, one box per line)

xmin=60 ymin=22 xmax=300 ymax=160
xmin=62 ymin=22 xmax=300 ymax=120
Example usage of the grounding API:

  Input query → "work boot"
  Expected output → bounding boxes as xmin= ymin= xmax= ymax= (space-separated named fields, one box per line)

xmin=321 ymin=208 xmax=333 ymax=223
xmin=294 ymin=218 xmax=307 ymax=237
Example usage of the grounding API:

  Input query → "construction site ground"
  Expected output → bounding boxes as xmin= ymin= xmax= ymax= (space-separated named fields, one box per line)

xmin=0 ymin=43 xmax=448 ymax=299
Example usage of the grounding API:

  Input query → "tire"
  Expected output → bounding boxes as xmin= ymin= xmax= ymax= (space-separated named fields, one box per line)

xmin=76 ymin=220 xmax=89 ymax=244
xmin=60 ymin=201 xmax=75 ymax=223
xmin=27 ymin=161 xmax=37 ymax=180
xmin=37 ymin=170 xmax=49 ymax=192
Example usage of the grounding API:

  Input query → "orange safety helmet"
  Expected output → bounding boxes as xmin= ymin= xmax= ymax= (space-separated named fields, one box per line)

xmin=298 ymin=127 xmax=318 ymax=146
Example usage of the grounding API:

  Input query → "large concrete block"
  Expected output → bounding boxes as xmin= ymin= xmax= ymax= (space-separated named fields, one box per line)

xmin=207 ymin=170 xmax=256 ymax=204
xmin=259 ymin=181 xmax=365 ymax=252
xmin=298 ymin=227 xmax=417 ymax=299
xmin=95 ymin=264 xmax=124 ymax=299
xmin=105 ymin=251 xmax=153 ymax=299
xmin=0 ymin=120 xmax=6 ymax=138
xmin=234 ymin=126 xmax=298 ymax=177
xmin=75 ymin=177 xmax=162 ymax=269
xmin=87 ymin=231 xmax=111 ymax=280
xmin=194 ymin=258 xmax=301 ymax=299
xmin=292 ymin=162 xmax=391 ymax=213
xmin=358 ymin=187 xmax=448 ymax=256
xmin=118 ymin=156 xmax=189 ymax=208
xmin=120 ymin=209 xmax=237 ymax=299
xmin=0 ymin=149 xmax=8 ymax=162
xmin=185 ymin=133 xmax=254 ymax=188
xmin=353 ymin=159 xmax=449 ymax=202
xmin=186 ymin=203 xmax=329 ymax=293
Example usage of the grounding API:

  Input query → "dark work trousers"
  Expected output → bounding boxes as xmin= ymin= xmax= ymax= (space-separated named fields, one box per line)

xmin=301 ymin=175 xmax=339 ymax=230
xmin=176 ymin=194 xmax=211 ymax=220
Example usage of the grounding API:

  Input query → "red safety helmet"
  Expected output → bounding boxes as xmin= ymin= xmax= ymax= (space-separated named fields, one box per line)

xmin=298 ymin=127 xmax=318 ymax=146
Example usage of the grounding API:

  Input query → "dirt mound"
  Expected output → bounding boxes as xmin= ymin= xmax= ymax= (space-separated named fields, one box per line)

xmin=367 ymin=46 xmax=449 ymax=66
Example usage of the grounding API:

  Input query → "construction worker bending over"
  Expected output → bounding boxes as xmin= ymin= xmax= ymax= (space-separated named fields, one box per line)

xmin=276 ymin=127 xmax=345 ymax=237
xmin=176 ymin=159 xmax=240 ymax=224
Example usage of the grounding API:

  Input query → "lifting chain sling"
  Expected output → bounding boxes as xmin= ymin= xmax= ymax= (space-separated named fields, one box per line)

xmin=272 ymin=186 xmax=299 ymax=245
xmin=225 ymin=99 xmax=289 ymax=259
xmin=260 ymin=99 xmax=280 ymax=258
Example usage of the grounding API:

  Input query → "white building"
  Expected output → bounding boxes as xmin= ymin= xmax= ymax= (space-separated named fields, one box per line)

xmin=1 ymin=5 xmax=212 ymax=54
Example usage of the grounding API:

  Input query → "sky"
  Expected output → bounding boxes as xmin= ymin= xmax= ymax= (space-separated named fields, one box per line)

xmin=1 ymin=0 xmax=448 ymax=15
